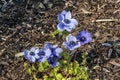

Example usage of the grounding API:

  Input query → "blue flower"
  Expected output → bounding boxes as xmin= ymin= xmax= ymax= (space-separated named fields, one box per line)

xmin=57 ymin=10 xmax=78 ymax=32
xmin=47 ymin=56 xmax=60 ymax=67
xmin=44 ymin=43 xmax=62 ymax=58
xmin=24 ymin=47 xmax=39 ymax=63
xmin=36 ymin=48 xmax=51 ymax=62
xmin=44 ymin=43 xmax=63 ymax=67
xmin=63 ymin=35 xmax=81 ymax=51
xmin=77 ymin=30 xmax=92 ymax=45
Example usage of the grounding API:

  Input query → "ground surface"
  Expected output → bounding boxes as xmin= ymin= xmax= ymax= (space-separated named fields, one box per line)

xmin=0 ymin=0 xmax=120 ymax=80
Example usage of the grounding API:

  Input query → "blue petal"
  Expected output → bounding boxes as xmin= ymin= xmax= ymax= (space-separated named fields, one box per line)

xmin=52 ymin=44 xmax=58 ymax=48
xmin=65 ymin=11 xmax=71 ymax=19
xmin=54 ymin=48 xmax=62 ymax=57
xmin=70 ymin=19 xmax=78 ymax=26
xmin=24 ymin=50 xmax=29 ymax=55
xmin=74 ymin=42 xmax=81 ymax=49
xmin=68 ymin=22 xmax=76 ymax=29
xmin=61 ymin=10 xmax=67 ymax=15
xmin=44 ymin=49 xmax=51 ymax=58
xmin=34 ymin=49 xmax=40 ymax=59
xmin=58 ymin=14 xmax=64 ymax=22
xmin=66 ymin=35 xmax=77 ymax=42
xmin=63 ymin=42 xmax=73 ymax=51
xmin=57 ymin=23 xmax=65 ymax=31
xmin=55 ymin=48 xmax=62 ymax=54
xmin=64 ymin=27 xmax=72 ymax=32
xmin=51 ymin=61 xmax=59 ymax=67
xmin=38 ymin=56 xmax=47 ymax=62
xmin=30 ymin=47 xmax=36 ymax=52
xmin=44 ymin=43 xmax=52 ymax=49
xmin=24 ymin=50 xmax=29 ymax=59
xmin=34 ymin=48 xmax=40 ymax=54
xmin=29 ymin=56 xmax=36 ymax=62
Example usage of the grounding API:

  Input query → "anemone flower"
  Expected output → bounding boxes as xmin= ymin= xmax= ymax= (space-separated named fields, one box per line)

xmin=24 ymin=47 xmax=39 ymax=63
xmin=63 ymin=35 xmax=81 ymax=51
xmin=57 ymin=10 xmax=78 ymax=32
xmin=37 ymin=48 xmax=51 ymax=62
xmin=44 ymin=43 xmax=63 ymax=67
xmin=77 ymin=30 xmax=92 ymax=45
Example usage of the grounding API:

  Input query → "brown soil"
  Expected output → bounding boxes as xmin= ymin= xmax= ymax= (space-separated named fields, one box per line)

xmin=0 ymin=0 xmax=120 ymax=80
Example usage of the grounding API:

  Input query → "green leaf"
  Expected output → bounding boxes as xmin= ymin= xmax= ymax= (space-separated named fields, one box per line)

xmin=33 ymin=73 xmax=37 ymax=80
xmin=38 ymin=63 xmax=44 ymax=71
xmin=81 ymin=53 xmax=87 ymax=65
xmin=43 ymin=60 xmax=50 ymax=68
xmin=43 ymin=75 xmax=48 ymax=80
xmin=53 ymin=67 xmax=59 ymax=72
xmin=32 ymin=64 xmax=36 ymax=71
xmin=74 ymin=61 xmax=79 ymax=69
xmin=27 ymin=68 xmax=32 ymax=75
xmin=56 ymin=73 xmax=63 ymax=79
xmin=51 ymin=30 xmax=62 ymax=38
xmin=68 ymin=69 xmax=73 ymax=75
xmin=23 ymin=62 xmax=27 ymax=69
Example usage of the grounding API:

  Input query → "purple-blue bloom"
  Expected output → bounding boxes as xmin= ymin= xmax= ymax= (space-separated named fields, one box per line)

xmin=57 ymin=10 xmax=78 ymax=32
xmin=44 ymin=43 xmax=62 ymax=58
xmin=63 ymin=35 xmax=81 ymax=51
xmin=24 ymin=47 xmax=40 ymax=63
xmin=47 ymin=56 xmax=60 ymax=67
xmin=44 ymin=43 xmax=63 ymax=67
xmin=77 ymin=30 xmax=92 ymax=45
xmin=36 ymin=48 xmax=51 ymax=62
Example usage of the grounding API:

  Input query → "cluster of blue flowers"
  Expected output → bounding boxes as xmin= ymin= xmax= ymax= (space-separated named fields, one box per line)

xmin=24 ymin=43 xmax=62 ymax=67
xmin=58 ymin=10 xmax=92 ymax=50
xmin=63 ymin=30 xmax=92 ymax=51
xmin=24 ymin=10 xmax=92 ymax=67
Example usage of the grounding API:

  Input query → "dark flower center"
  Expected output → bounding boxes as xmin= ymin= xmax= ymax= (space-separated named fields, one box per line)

xmin=69 ymin=41 xmax=76 ymax=47
xmin=41 ymin=51 xmax=45 ymax=55
xmin=29 ymin=52 xmax=35 ymax=56
xmin=64 ymin=19 xmax=70 ymax=24
xmin=49 ymin=57 xmax=57 ymax=64
xmin=80 ymin=36 xmax=86 ymax=42
xmin=50 ymin=48 xmax=54 ymax=52
xmin=70 ymin=41 xmax=76 ymax=45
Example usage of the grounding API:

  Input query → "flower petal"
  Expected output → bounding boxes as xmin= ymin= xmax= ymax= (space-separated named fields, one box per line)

xmin=65 ymin=11 xmax=71 ymax=19
xmin=54 ymin=48 xmax=62 ymax=57
xmin=52 ymin=61 xmax=59 ymax=67
xmin=34 ymin=48 xmax=39 ymax=54
xmin=38 ymin=56 xmax=47 ymax=62
xmin=53 ymin=44 xmax=58 ymax=48
xmin=66 ymin=35 xmax=77 ymax=42
xmin=64 ymin=27 xmax=72 ymax=32
xmin=44 ymin=43 xmax=52 ymax=49
xmin=74 ymin=42 xmax=81 ymax=49
xmin=24 ymin=50 xmax=30 ymax=59
xmin=24 ymin=50 xmax=29 ymax=56
xmin=57 ymin=23 xmax=65 ymax=31
xmin=68 ymin=22 xmax=76 ymax=29
xmin=29 ymin=56 xmax=36 ymax=63
xmin=44 ymin=49 xmax=51 ymax=58
xmin=58 ymin=14 xmax=64 ymax=22
xmin=61 ymin=10 xmax=67 ymax=15
xmin=30 ymin=47 xmax=36 ymax=52
xmin=70 ymin=18 xmax=78 ymax=25
xmin=34 ymin=49 xmax=40 ymax=59
xmin=55 ymin=48 xmax=62 ymax=53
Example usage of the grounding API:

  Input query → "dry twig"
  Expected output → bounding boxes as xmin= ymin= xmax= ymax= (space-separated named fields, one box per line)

xmin=91 ymin=19 xmax=119 ymax=22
